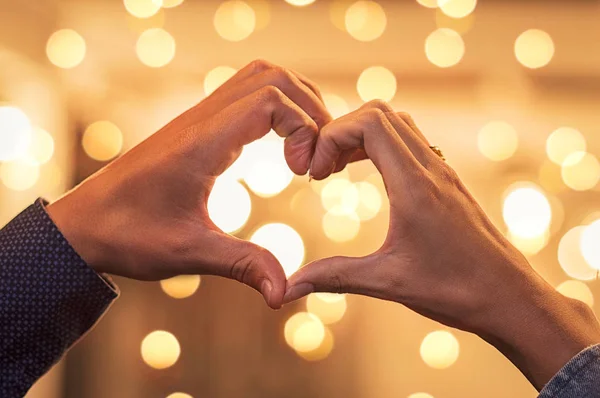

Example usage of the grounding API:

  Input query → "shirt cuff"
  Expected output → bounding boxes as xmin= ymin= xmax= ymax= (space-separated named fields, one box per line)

xmin=539 ymin=344 xmax=600 ymax=397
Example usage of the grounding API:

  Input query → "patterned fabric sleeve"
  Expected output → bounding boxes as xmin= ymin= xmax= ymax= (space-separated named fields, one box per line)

xmin=0 ymin=199 xmax=119 ymax=397
xmin=539 ymin=344 xmax=600 ymax=398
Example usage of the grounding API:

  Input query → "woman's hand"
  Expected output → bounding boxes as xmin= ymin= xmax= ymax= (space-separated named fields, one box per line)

xmin=47 ymin=60 xmax=332 ymax=309
xmin=285 ymin=99 xmax=600 ymax=389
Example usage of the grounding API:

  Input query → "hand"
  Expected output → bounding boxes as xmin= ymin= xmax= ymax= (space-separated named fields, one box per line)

xmin=47 ymin=59 xmax=332 ymax=309
xmin=284 ymin=100 xmax=600 ymax=389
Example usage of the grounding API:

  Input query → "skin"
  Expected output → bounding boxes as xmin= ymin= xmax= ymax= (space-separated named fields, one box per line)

xmin=46 ymin=59 xmax=332 ymax=310
xmin=284 ymin=100 xmax=600 ymax=391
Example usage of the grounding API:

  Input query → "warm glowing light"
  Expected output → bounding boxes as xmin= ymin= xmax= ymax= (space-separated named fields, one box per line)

xmin=561 ymin=152 xmax=600 ymax=191
xmin=322 ymin=93 xmax=350 ymax=119
xmin=420 ymin=330 xmax=459 ymax=369
xmin=82 ymin=121 xmax=123 ymax=161
xmin=557 ymin=280 xmax=594 ymax=307
xmin=408 ymin=394 xmax=434 ymax=398
xmin=160 ymin=275 xmax=201 ymax=299
xmin=140 ymin=330 xmax=180 ymax=369
xmin=478 ymin=121 xmax=518 ymax=161
xmin=0 ymin=106 xmax=32 ymax=161
xmin=297 ymin=327 xmax=334 ymax=361
xmin=136 ymin=28 xmax=176 ymax=68
xmin=285 ymin=0 xmax=316 ymax=5
xmin=345 ymin=1 xmax=387 ymax=42
xmin=26 ymin=128 xmax=54 ymax=165
xmin=207 ymin=177 xmax=252 ymax=233
xmin=322 ymin=211 xmax=361 ymax=242
xmin=124 ymin=0 xmax=163 ymax=18
xmin=321 ymin=179 xmax=359 ymax=215
xmin=355 ymin=181 xmax=382 ymax=220
xmin=127 ymin=10 xmax=166 ymax=33
xmin=0 ymin=160 xmax=40 ymax=191
xmin=357 ymin=66 xmax=397 ymax=102
xmin=204 ymin=66 xmax=238 ymax=96
xmin=243 ymin=137 xmax=294 ymax=197
xmin=515 ymin=29 xmax=554 ymax=69
xmin=503 ymin=184 xmax=551 ymax=238
xmin=546 ymin=127 xmax=587 ymax=166
xmin=439 ymin=0 xmax=476 ymax=18
xmin=581 ymin=220 xmax=600 ymax=270
xmin=284 ymin=312 xmax=324 ymax=348
xmin=250 ymin=223 xmax=305 ymax=277
xmin=46 ymin=29 xmax=86 ymax=69
xmin=247 ymin=0 xmax=271 ymax=30
xmin=310 ymin=168 xmax=350 ymax=194
xmin=162 ymin=0 xmax=184 ymax=8
xmin=435 ymin=8 xmax=474 ymax=35
xmin=508 ymin=230 xmax=549 ymax=256
xmin=214 ymin=1 xmax=256 ymax=42
xmin=306 ymin=293 xmax=347 ymax=324
xmin=425 ymin=28 xmax=465 ymax=68
xmin=417 ymin=0 xmax=439 ymax=8
xmin=166 ymin=393 xmax=193 ymax=398
xmin=559 ymin=226 xmax=597 ymax=280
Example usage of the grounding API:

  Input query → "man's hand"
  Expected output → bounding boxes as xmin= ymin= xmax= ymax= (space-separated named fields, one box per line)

xmin=284 ymin=100 xmax=600 ymax=389
xmin=47 ymin=59 xmax=332 ymax=309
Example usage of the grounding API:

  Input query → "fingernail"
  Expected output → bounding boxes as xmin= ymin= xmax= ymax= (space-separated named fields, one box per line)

xmin=283 ymin=283 xmax=314 ymax=304
xmin=261 ymin=280 xmax=273 ymax=304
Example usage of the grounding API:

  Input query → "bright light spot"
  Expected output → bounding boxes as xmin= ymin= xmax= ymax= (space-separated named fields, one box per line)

xmin=420 ymin=330 xmax=459 ymax=369
xmin=243 ymin=137 xmax=294 ymax=197
xmin=408 ymin=394 xmax=434 ymax=398
xmin=204 ymin=66 xmax=238 ymax=96
xmin=345 ymin=1 xmax=387 ymax=42
xmin=357 ymin=66 xmax=397 ymax=102
xmin=207 ymin=177 xmax=252 ymax=233
xmin=503 ymin=184 xmax=551 ymax=239
xmin=124 ymin=0 xmax=163 ymax=18
xmin=160 ymin=275 xmax=201 ymax=299
xmin=417 ymin=0 xmax=439 ymax=8
xmin=214 ymin=1 xmax=256 ymax=42
xmin=136 ymin=28 xmax=176 ymax=68
xmin=355 ymin=181 xmax=382 ymax=220
xmin=557 ymin=280 xmax=594 ymax=307
xmin=559 ymin=226 xmax=597 ymax=280
xmin=310 ymin=168 xmax=350 ymax=194
xmin=0 ymin=159 xmax=40 ymax=191
xmin=582 ymin=220 xmax=600 ymax=270
xmin=247 ymin=0 xmax=271 ymax=30
xmin=285 ymin=0 xmax=316 ymax=5
xmin=82 ymin=121 xmax=123 ymax=161
xmin=166 ymin=394 xmax=192 ymax=398
xmin=508 ymin=230 xmax=549 ymax=256
xmin=284 ymin=312 xmax=324 ymax=348
xmin=323 ymin=93 xmax=350 ymax=119
xmin=0 ymin=106 xmax=32 ymax=161
xmin=250 ymin=223 xmax=304 ymax=277
xmin=315 ymin=292 xmax=346 ymax=303
xmin=322 ymin=211 xmax=361 ymax=242
xmin=297 ymin=327 xmax=334 ymax=361
xmin=515 ymin=29 xmax=554 ymax=69
xmin=561 ymin=152 xmax=600 ymax=191
xmin=306 ymin=293 xmax=347 ymax=324
xmin=321 ymin=178 xmax=359 ymax=215
xmin=425 ymin=28 xmax=464 ymax=68
xmin=546 ymin=127 xmax=587 ymax=166
xmin=435 ymin=8 xmax=474 ymax=35
xmin=439 ymin=0 xmax=476 ymax=18
xmin=140 ymin=330 xmax=180 ymax=369
xmin=46 ymin=29 xmax=86 ymax=69
xmin=26 ymin=128 xmax=54 ymax=165
xmin=162 ymin=0 xmax=184 ymax=8
xmin=478 ymin=121 xmax=518 ymax=161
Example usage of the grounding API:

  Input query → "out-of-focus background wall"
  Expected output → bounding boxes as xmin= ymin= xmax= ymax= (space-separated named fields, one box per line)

xmin=1 ymin=0 xmax=600 ymax=397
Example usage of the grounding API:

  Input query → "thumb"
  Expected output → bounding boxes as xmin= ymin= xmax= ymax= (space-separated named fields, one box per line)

xmin=283 ymin=255 xmax=378 ymax=304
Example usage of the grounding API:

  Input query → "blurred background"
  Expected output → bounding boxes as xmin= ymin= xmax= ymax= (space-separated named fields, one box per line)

xmin=1 ymin=0 xmax=600 ymax=397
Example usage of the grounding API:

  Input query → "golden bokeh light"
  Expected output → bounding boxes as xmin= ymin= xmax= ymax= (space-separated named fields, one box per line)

xmin=0 ymin=106 xmax=32 ymax=161
xmin=296 ymin=327 xmax=335 ymax=361
xmin=322 ymin=211 xmax=361 ymax=242
xmin=425 ymin=28 xmax=465 ymax=68
xmin=26 ymin=128 xmax=55 ymax=165
xmin=329 ymin=0 xmax=352 ymax=31
xmin=417 ymin=0 xmax=439 ymax=8
xmin=82 ymin=121 xmax=124 ymax=161
xmin=503 ymin=184 xmax=552 ymax=239
xmin=204 ymin=66 xmax=238 ymax=96
xmin=166 ymin=393 xmax=193 ymax=398
xmin=561 ymin=152 xmax=600 ymax=191
xmin=408 ymin=394 xmax=434 ymax=398
xmin=250 ymin=223 xmax=305 ymax=277
xmin=435 ymin=8 xmax=474 ymax=35
xmin=285 ymin=0 xmax=316 ymax=6
xmin=507 ymin=230 xmax=549 ymax=256
xmin=558 ymin=226 xmax=597 ymax=281
xmin=546 ymin=127 xmax=587 ymax=166
xmin=355 ymin=181 xmax=382 ymax=220
xmin=581 ymin=220 xmax=600 ymax=270
xmin=310 ymin=168 xmax=350 ymax=194
xmin=214 ymin=1 xmax=256 ymax=42
xmin=243 ymin=137 xmax=294 ymax=197
xmin=140 ymin=330 xmax=180 ymax=369
xmin=515 ymin=29 xmax=555 ymax=69
xmin=0 ymin=159 xmax=40 ymax=192
xmin=207 ymin=177 xmax=252 ymax=233
xmin=284 ymin=312 xmax=324 ymax=347
xmin=292 ymin=317 xmax=326 ymax=353
xmin=160 ymin=275 xmax=201 ymax=299
xmin=162 ymin=0 xmax=184 ymax=8
xmin=136 ymin=28 xmax=176 ymax=68
xmin=124 ymin=0 xmax=163 ymax=18
xmin=322 ymin=93 xmax=350 ymax=119
xmin=420 ymin=330 xmax=460 ymax=369
xmin=357 ymin=66 xmax=397 ymax=102
xmin=345 ymin=1 xmax=387 ymax=42
xmin=477 ymin=121 xmax=518 ymax=161
xmin=321 ymin=178 xmax=359 ymax=215
xmin=306 ymin=293 xmax=347 ymax=324
xmin=556 ymin=280 xmax=594 ymax=307
xmin=46 ymin=29 xmax=86 ymax=69
xmin=439 ymin=0 xmax=476 ymax=18
xmin=127 ymin=10 xmax=166 ymax=34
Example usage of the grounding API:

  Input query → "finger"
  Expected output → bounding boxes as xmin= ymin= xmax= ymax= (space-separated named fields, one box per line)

xmin=289 ymin=68 xmax=324 ymax=101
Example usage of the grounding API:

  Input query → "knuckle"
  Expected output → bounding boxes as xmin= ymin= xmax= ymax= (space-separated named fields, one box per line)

xmin=365 ymin=99 xmax=393 ymax=113
xmin=249 ymin=58 xmax=273 ymax=73
xmin=258 ymin=85 xmax=284 ymax=103
xmin=229 ymin=247 xmax=269 ymax=285
xmin=268 ymin=66 xmax=296 ymax=89
xmin=359 ymin=107 xmax=388 ymax=131
xmin=396 ymin=111 xmax=414 ymax=124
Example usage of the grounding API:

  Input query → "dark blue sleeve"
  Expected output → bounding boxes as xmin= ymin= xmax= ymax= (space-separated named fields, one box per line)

xmin=539 ymin=344 xmax=600 ymax=398
xmin=0 ymin=199 xmax=118 ymax=397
